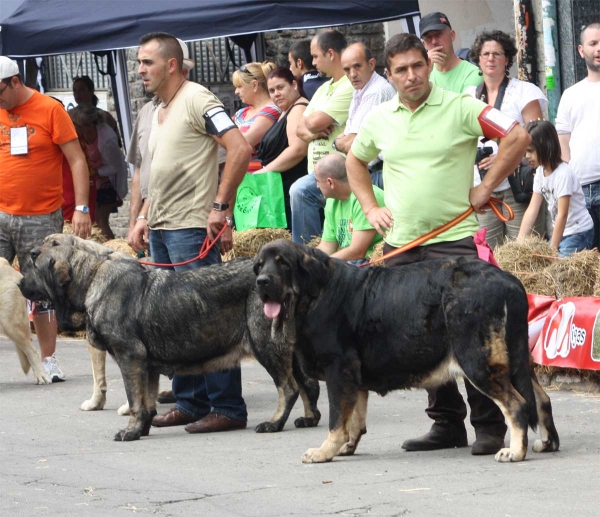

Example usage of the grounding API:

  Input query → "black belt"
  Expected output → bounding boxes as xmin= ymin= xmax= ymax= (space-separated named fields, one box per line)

xmin=369 ymin=161 xmax=383 ymax=173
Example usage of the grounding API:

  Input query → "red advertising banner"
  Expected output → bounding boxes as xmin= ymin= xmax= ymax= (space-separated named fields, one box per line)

xmin=528 ymin=294 xmax=600 ymax=371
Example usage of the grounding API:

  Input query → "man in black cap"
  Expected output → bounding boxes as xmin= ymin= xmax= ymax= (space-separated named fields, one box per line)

xmin=419 ymin=11 xmax=482 ymax=93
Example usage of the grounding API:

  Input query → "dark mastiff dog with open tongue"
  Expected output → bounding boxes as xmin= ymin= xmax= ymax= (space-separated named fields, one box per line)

xmin=253 ymin=239 xmax=559 ymax=464
xmin=18 ymin=236 xmax=321 ymax=441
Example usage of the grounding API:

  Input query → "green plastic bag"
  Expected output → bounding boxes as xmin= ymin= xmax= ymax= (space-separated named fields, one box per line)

xmin=233 ymin=172 xmax=287 ymax=231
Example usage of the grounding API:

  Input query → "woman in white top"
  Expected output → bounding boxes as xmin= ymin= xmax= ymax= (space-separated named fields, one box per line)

xmin=518 ymin=120 xmax=594 ymax=257
xmin=466 ymin=30 xmax=548 ymax=249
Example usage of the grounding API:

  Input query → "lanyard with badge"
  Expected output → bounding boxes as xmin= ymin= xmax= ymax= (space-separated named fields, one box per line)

xmin=10 ymin=126 xmax=28 ymax=155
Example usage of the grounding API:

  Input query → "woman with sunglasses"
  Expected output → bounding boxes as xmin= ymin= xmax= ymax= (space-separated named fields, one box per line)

xmin=256 ymin=67 xmax=310 ymax=229
xmin=231 ymin=61 xmax=280 ymax=172
xmin=466 ymin=30 xmax=548 ymax=249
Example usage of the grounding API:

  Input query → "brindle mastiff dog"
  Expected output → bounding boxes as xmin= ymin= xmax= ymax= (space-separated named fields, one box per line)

xmin=40 ymin=234 xmax=132 ymax=414
xmin=254 ymin=240 xmax=560 ymax=464
xmin=18 ymin=239 xmax=320 ymax=441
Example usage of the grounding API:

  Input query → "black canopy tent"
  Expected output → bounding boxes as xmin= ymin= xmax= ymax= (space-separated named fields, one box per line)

xmin=1 ymin=0 xmax=419 ymax=57
xmin=1 ymin=0 xmax=419 ymax=148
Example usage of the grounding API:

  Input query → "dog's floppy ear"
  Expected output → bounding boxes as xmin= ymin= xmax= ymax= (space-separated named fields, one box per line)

xmin=53 ymin=258 xmax=71 ymax=287
xmin=297 ymin=246 xmax=329 ymax=298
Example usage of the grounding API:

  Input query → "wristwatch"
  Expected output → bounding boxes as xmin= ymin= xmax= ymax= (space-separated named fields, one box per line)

xmin=74 ymin=205 xmax=90 ymax=214
xmin=212 ymin=201 xmax=230 ymax=211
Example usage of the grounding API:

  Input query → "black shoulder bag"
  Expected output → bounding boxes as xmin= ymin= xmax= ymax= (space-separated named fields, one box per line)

xmin=476 ymin=78 xmax=535 ymax=203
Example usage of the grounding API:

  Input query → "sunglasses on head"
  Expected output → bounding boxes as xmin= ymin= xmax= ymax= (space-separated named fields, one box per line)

xmin=239 ymin=64 xmax=253 ymax=76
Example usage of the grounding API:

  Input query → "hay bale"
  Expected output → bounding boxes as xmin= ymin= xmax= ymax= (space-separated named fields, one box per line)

xmin=495 ymin=237 xmax=559 ymax=296
xmin=495 ymin=236 xmax=557 ymax=274
xmin=306 ymin=236 xmax=321 ymax=248
xmin=102 ymin=238 xmax=139 ymax=258
xmin=222 ymin=228 xmax=291 ymax=261
xmin=545 ymin=249 xmax=599 ymax=298
xmin=63 ymin=222 xmax=107 ymax=243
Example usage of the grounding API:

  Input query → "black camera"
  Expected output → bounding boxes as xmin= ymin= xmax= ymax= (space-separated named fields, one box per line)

xmin=476 ymin=146 xmax=494 ymax=180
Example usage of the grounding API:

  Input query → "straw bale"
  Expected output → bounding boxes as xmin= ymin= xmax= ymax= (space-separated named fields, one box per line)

xmin=495 ymin=236 xmax=557 ymax=274
xmin=222 ymin=228 xmax=291 ymax=261
xmin=102 ymin=238 xmax=139 ymax=258
xmin=306 ymin=236 xmax=321 ymax=248
xmin=545 ymin=249 xmax=599 ymax=298
xmin=63 ymin=222 xmax=107 ymax=243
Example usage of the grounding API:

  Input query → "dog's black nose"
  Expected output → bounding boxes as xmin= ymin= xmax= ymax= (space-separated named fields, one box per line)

xmin=256 ymin=274 xmax=271 ymax=287
xmin=30 ymin=248 xmax=40 ymax=262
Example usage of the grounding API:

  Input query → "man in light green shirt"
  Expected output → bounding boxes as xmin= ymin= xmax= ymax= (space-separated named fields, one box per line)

xmin=291 ymin=29 xmax=354 ymax=244
xmin=347 ymin=34 xmax=530 ymax=457
xmin=315 ymin=153 xmax=384 ymax=261
xmin=419 ymin=11 xmax=482 ymax=94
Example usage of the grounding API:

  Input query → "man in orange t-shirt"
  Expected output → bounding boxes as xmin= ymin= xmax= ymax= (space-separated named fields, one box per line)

xmin=0 ymin=56 xmax=91 ymax=382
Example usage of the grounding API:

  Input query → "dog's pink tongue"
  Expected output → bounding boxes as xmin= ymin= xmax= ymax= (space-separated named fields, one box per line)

xmin=264 ymin=301 xmax=281 ymax=319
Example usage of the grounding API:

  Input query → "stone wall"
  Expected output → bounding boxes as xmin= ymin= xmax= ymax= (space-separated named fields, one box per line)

xmin=265 ymin=23 xmax=386 ymax=72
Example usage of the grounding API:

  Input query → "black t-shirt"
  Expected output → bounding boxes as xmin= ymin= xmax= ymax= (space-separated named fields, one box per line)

xmin=301 ymin=71 xmax=329 ymax=101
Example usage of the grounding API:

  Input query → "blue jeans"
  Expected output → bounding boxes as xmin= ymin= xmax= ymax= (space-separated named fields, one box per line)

xmin=558 ymin=227 xmax=594 ymax=258
xmin=290 ymin=170 xmax=383 ymax=244
xmin=149 ymin=228 xmax=247 ymax=422
xmin=581 ymin=179 xmax=600 ymax=249
xmin=289 ymin=173 xmax=325 ymax=244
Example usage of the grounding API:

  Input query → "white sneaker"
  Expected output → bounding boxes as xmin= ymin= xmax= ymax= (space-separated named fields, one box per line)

xmin=43 ymin=354 xmax=65 ymax=382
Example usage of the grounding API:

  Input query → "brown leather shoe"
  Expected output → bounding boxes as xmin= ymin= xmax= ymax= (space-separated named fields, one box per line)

xmin=184 ymin=412 xmax=247 ymax=434
xmin=151 ymin=407 xmax=202 ymax=428
xmin=157 ymin=390 xmax=177 ymax=404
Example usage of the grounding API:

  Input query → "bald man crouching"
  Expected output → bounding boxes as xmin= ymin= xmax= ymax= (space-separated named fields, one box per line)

xmin=315 ymin=154 xmax=384 ymax=265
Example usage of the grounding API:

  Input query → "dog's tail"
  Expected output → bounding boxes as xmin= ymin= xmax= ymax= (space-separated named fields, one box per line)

xmin=505 ymin=285 xmax=538 ymax=430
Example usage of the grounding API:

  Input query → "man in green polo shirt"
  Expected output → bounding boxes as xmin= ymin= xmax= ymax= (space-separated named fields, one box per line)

xmin=419 ymin=12 xmax=482 ymax=93
xmin=315 ymin=153 xmax=384 ymax=262
xmin=291 ymin=29 xmax=354 ymax=245
xmin=346 ymin=33 xmax=530 ymax=456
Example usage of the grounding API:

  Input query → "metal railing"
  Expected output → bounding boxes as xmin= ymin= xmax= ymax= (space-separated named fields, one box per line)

xmin=43 ymin=38 xmax=247 ymax=91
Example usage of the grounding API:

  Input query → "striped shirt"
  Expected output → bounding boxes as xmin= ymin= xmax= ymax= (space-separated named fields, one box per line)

xmin=344 ymin=72 xmax=396 ymax=135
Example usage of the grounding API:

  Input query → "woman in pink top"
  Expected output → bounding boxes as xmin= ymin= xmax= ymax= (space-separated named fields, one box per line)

xmin=69 ymin=104 xmax=128 ymax=240
xmin=231 ymin=61 xmax=281 ymax=172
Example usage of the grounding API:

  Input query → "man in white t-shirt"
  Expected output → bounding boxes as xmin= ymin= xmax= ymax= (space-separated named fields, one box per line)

xmin=333 ymin=42 xmax=396 ymax=190
xmin=555 ymin=21 xmax=600 ymax=248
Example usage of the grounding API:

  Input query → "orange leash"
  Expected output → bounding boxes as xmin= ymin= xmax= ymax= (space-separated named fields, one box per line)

xmin=362 ymin=197 xmax=514 ymax=267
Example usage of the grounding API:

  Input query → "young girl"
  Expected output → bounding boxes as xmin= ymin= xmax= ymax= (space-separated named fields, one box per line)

xmin=518 ymin=120 xmax=594 ymax=257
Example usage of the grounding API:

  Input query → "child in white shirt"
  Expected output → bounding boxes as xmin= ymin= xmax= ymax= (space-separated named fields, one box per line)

xmin=518 ymin=120 xmax=594 ymax=257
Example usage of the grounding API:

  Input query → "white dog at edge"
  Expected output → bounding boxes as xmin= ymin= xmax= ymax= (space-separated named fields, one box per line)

xmin=0 ymin=257 xmax=51 ymax=384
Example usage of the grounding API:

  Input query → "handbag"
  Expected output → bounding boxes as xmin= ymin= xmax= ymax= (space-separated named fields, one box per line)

xmin=508 ymin=162 xmax=536 ymax=204
xmin=233 ymin=172 xmax=287 ymax=231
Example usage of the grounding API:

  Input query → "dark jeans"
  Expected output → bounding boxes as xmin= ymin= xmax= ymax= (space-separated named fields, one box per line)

xmin=384 ymin=237 xmax=507 ymax=439
xmin=581 ymin=179 xmax=600 ymax=250
xmin=149 ymin=228 xmax=247 ymax=422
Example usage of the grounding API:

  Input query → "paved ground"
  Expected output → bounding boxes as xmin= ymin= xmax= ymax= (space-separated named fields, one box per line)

xmin=1 ymin=337 xmax=599 ymax=517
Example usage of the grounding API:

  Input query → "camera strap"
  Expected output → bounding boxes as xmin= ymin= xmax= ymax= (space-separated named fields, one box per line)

xmin=476 ymin=76 xmax=509 ymax=109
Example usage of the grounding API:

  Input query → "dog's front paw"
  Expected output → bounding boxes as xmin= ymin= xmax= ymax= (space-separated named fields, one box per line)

xmin=294 ymin=416 xmax=320 ymax=428
xmin=532 ymin=439 xmax=559 ymax=453
xmin=117 ymin=402 xmax=130 ymax=416
xmin=494 ymin=447 xmax=525 ymax=462
xmin=114 ymin=429 xmax=141 ymax=442
xmin=338 ymin=442 xmax=357 ymax=456
xmin=302 ymin=447 xmax=334 ymax=464
xmin=34 ymin=372 xmax=52 ymax=385
xmin=80 ymin=394 xmax=106 ymax=411
xmin=254 ymin=421 xmax=284 ymax=433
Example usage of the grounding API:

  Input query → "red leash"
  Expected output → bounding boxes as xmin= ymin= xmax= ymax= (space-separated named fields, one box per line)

xmin=361 ymin=197 xmax=514 ymax=267
xmin=138 ymin=221 xmax=230 ymax=267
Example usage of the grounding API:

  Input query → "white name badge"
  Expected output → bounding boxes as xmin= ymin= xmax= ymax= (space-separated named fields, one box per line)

xmin=10 ymin=126 xmax=28 ymax=155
